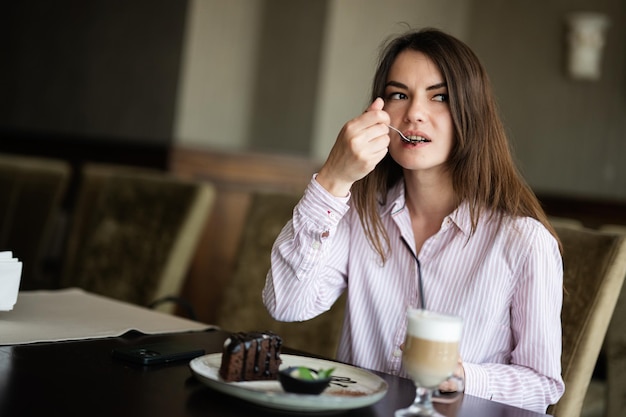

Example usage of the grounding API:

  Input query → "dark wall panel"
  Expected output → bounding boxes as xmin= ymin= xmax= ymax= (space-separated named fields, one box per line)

xmin=0 ymin=0 xmax=188 ymax=145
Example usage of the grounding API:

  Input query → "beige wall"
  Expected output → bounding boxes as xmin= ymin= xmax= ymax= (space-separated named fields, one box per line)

xmin=174 ymin=0 xmax=264 ymax=151
xmin=468 ymin=0 xmax=625 ymax=199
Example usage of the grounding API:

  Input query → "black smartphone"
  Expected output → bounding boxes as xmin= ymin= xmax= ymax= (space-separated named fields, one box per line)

xmin=111 ymin=342 xmax=206 ymax=366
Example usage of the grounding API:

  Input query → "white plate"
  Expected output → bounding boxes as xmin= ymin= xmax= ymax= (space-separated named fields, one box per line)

xmin=189 ymin=353 xmax=388 ymax=412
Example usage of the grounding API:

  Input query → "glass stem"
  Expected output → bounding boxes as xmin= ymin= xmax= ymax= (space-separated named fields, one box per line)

xmin=411 ymin=386 xmax=436 ymax=415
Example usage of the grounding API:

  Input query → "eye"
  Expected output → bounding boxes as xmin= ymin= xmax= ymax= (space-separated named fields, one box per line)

xmin=432 ymin=93 xmax=449 ymax=102
xmin=386 ymin=92 xmax=408 ymax=101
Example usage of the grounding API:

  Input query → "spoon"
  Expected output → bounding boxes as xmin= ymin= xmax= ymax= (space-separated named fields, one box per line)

xmin=387 ymin=125 xmax=427 ymax=144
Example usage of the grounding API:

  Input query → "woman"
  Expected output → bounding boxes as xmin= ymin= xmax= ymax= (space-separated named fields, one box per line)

xmin=263 ymin=28 xmax=564 ymax=413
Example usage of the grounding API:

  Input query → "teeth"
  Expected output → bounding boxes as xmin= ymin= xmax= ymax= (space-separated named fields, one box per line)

xmin=407 ymin=136 xmax=429 ymax=143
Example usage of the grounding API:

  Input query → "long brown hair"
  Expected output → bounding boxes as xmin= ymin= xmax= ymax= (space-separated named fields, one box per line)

xmin=351 ymin=28 xmax=559 ymax=261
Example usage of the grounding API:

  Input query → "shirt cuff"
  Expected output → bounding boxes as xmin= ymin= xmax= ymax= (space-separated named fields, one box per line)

xmin=463 ymin=362 xmax=491 ymax=400
xmin=303 ymin=174 xmax=350 ymax=228
xmin=311 ymin=173 xmax=351 ymax=202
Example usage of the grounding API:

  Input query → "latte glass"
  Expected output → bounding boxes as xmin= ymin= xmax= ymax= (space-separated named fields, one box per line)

xmin=395 ymin=309 xmax=463 ymax=417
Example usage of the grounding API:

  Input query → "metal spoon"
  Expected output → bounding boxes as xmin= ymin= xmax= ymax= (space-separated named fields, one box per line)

xmin=387 ymin=124 xmax=426 ymax=144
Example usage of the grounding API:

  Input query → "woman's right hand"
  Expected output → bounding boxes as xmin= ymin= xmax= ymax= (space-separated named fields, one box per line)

xmin=316 ymin=98 xmax=391 ymax=197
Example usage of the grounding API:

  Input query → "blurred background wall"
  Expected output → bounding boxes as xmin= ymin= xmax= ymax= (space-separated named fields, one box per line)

xmin=1 ymin=0 xmax=624 ymax=200
xmin=468 ymin=0 xmax=625 ymax=200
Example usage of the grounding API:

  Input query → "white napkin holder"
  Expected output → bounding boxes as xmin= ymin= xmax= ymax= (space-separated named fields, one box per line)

xmin=0 ymin=251 xmax=22 ymax=311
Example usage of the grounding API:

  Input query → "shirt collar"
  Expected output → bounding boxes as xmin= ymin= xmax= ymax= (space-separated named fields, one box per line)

xmin=382 ymin=181 xmax=474 ymax=237
xmin=447 ymin=201 xmax=473 ymax=236
xmin=382 ymin=180 xmax=406 ymax=216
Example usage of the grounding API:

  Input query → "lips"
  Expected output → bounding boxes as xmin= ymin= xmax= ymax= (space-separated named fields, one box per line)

xmin=405 ymin=135 xmax=431 ymax=143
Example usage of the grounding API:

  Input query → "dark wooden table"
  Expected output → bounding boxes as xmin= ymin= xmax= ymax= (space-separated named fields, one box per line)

xmin=0 ymin=329 xmax=547 ymax=417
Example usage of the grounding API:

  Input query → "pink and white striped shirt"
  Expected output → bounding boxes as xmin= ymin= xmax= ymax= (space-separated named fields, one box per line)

xmin=263 ymin=176 xmax=564 ymax=413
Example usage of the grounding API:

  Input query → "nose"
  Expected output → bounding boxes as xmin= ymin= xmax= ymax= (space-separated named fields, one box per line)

xmin=404 ymin=98 xmax=426 ymax=123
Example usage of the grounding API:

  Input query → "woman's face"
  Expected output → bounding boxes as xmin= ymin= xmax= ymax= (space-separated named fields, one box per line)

xmin=383 ymin=50 xmax=454 ymax=176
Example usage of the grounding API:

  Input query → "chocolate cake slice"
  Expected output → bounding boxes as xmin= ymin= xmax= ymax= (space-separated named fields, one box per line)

xmin=219 ymin=331 xmax=283 ymax=382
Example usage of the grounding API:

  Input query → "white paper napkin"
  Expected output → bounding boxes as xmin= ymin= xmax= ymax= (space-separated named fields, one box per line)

xmin=0 ymin=251 xmax=23 ymax=311
xmin=0 ymin=288 xmax=217 ymax=345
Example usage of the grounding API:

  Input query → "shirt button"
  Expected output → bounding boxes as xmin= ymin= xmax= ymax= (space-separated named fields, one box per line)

xmin=312 ymin=241 xmax=320 ymax=250
xmin=393 ymin=349 xmax=402 ymax=358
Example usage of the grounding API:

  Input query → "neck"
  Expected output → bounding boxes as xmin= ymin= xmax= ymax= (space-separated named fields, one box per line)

xmin=402 ymin=169 xmax=458 ymax=255
xmin=403 ymin=170 xmax=457 ymax=222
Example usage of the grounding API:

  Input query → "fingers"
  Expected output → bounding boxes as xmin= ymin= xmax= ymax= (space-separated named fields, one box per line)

xmin=344 ymin=98 xmax=389 ymax=149
xmin=455 ymin=357 xmax=464 ymax=379
xmin=438 ymin=379 xmax=460 ymax=393
xmin=432 ymin=376 xmax=464 ymax=405
xmin=365 ymin=97 xmax=385 ymax=112
xmin=316 ymin=98 xmax=390 ymax=196
xmin=362 ymin=97 xmax=389 ymax=126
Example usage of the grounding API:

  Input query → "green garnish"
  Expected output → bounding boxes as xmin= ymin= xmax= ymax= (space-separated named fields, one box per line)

xmin=294 ymin=366 xmax=335 ymax=380
xmin=317 ymin=367 xmax=335 ymax=379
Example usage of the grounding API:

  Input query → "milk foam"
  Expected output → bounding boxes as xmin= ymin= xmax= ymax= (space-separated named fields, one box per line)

xmin=406 ymin=309 xmax=463 ymax=342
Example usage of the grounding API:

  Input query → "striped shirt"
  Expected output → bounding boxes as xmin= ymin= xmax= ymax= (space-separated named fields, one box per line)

xmin=263 ymin=176 xmax=565 ymax=413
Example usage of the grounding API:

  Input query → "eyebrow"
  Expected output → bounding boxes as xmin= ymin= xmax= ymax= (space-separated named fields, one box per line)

xmin=385 ymin=80 xmax=448 ymax=91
